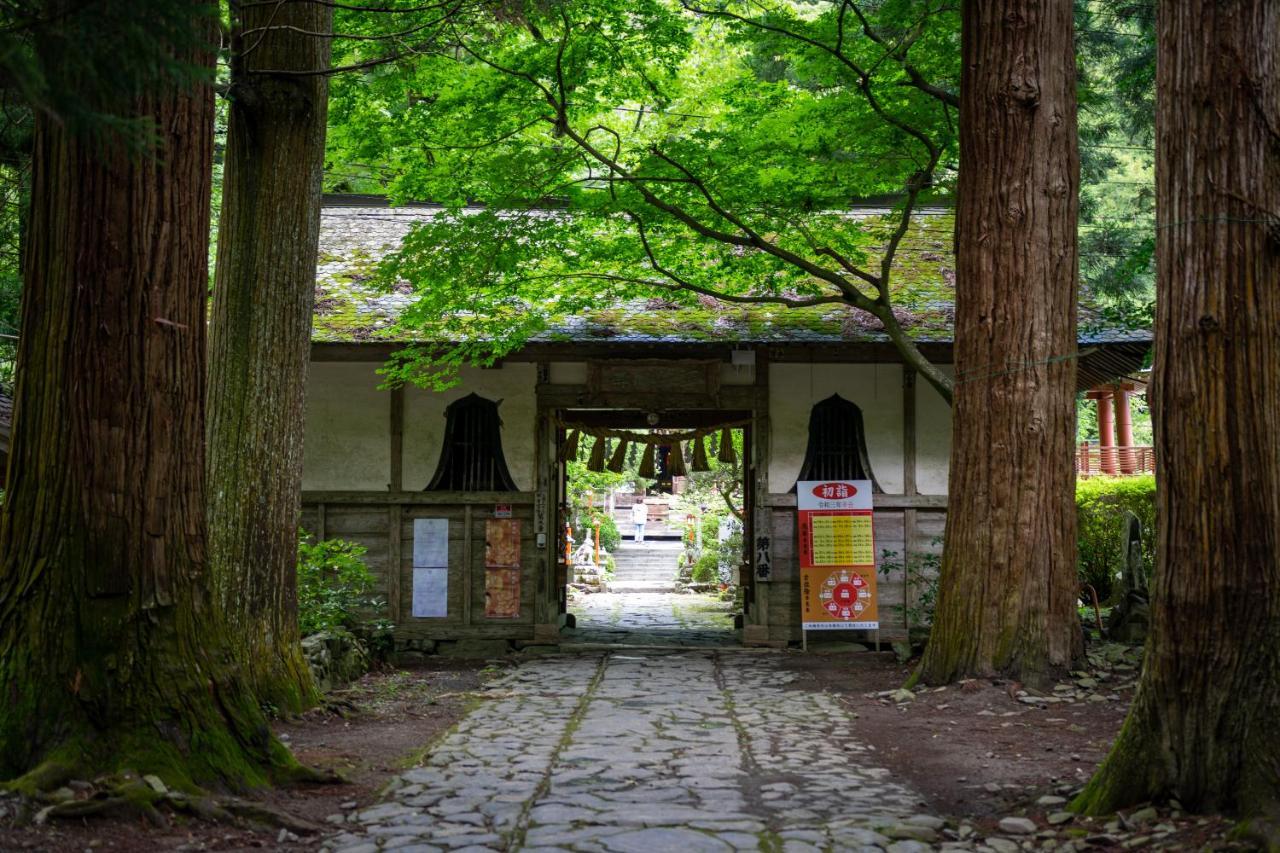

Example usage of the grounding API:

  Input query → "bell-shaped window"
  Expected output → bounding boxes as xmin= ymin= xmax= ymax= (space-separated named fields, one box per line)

xmin=426 ymin=393 xmax=518 ymax=492
xmin=793 ymin=394 xmax=880 ymax=492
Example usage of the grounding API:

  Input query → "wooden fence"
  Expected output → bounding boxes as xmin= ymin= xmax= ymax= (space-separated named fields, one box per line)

xmin=1076 ymin=445 xmax=1155 ymax=477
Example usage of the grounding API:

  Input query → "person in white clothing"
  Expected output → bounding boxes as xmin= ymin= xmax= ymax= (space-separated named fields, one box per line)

xmin=631 ymin=498 xmax=648 ymax=542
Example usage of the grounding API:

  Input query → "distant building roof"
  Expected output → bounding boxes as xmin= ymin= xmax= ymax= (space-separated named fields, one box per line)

xmin=313 ymin=198 xmax=1151 ymax=355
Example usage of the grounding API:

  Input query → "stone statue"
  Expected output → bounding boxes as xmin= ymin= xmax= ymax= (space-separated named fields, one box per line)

xmin=1107 ymin=511 xmax=1150 ymax=643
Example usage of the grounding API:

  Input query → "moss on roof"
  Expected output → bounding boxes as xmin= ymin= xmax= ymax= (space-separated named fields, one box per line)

xmin=313 ymin=204 xmax=1145 ymax=346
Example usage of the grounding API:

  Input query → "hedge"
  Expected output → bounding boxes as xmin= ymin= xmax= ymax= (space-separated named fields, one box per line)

xmin=1077 ymin=474 xmax=1156 ymax=601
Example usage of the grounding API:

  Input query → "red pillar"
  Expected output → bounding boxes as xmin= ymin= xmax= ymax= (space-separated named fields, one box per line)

xmin=1097 ymin=393 xmax=1117 ymax=475
xmin=1113 ymin=387 xmax=1135 ymax=474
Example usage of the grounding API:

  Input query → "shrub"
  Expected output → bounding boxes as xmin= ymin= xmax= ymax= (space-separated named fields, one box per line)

xmin=880 ymin=538 xmax=942 ymax=627
xmin=596 ymin=513 xmax=621 ymax=553
xmin=700 ymin=511 xmax=723 ymax=544
xmin=1077 ymin=475 xmax=1156 ymax=601
xmin=297 ymin=531 xmax=384 ymax=635
xmin=572 ymin=510 xmax=621 ymax=554
xmin=691 ymin=551 xmax=719 ymax=584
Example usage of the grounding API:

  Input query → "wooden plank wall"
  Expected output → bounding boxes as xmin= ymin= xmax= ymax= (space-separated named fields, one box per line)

xmin=761 ymin=500 xmax=945 ymax=644
xmin=302 ymin=493 xmax=544 ymax=644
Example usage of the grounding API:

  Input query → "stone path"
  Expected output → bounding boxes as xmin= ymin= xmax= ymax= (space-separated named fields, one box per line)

xmin=324 ymin=650 xmax=942 ymax=853
xmin=567 ymin=591 xmax=738 ymax=647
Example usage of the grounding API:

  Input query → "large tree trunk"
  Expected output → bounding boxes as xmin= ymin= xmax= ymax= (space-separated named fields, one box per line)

xmin=0 ymin=13 xmax=291 ymax=788
xmin=207 ymin=0 xmax=332 ymax=712
xmin=1076 ymin=0 xmax=1280 ymax=832
xmin=916 ymin=0 xmax=1081 ymax=686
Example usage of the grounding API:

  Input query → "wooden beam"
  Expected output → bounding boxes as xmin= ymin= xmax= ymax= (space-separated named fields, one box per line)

xmin=764 ymin=492 xmax=948 ymax=509
xmin=389 ymin=385 xmax=404 ymax=491
xmin=463 ymin=505 xmax=473 ymax=627
xmin=903 ymin=367 xmax=918 ymax=497
xmin=301 ymin=490 xmax=536 ymax=505
xmin=387 ymin=504 xmax=402 ymax=623
xmin=560 ymin=409 xmax=753 ymax=429
xmin=536 ymin=385 xmax=758 ymax=411
xmin=902 ymin=367 xmax=918 ymax=636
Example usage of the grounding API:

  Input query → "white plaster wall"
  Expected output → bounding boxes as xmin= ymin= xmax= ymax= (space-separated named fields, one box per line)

xmin=402 ymin=364 xmax=538 ymax=491
xmin=915 ymin=367 xmax=953 ymax=494
xmin=719 ymin=362 xmax=756 ymax=386
xmin=303 ymin=362 xmax=392 ymax=491
xmin=768 ymin=364 xmax=905 ymax=494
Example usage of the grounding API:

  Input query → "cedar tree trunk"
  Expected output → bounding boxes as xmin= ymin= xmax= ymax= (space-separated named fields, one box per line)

xmin=916 ymin=0 xmax=1081 ymax=686
xmin=207 ymin=0 xmax=332 ymax=712
xmin=1076 ymin=0 xmax=1280 ymax=832
xmin=0 ymin=15 xmax=291 ymax=788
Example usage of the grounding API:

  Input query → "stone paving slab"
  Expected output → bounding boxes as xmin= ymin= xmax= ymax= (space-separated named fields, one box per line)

xmin=324 ymin=651 xmax=952 ymax=852
xmin=567 ymin=591 xmax=738 ymax=647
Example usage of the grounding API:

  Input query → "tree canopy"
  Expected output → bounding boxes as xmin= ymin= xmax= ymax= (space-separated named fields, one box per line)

xmin=325 ymin=0 xmax=962 ymax=397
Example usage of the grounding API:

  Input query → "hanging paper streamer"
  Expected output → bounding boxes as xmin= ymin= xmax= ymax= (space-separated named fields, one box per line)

xmin=718 ymin=426 xmax=736 ymax=464
xmin=691 ymin=434 xmax=711 ymax=472
xmin=637 ymin=442 xmax=656 ymax=479
xmin=667 ymin=441 xmax=687 ymax=477
xmin=560 ymin=429 xmax=580 ymax=463
xmin=607 ymin=438 xmax=629 ymax=473
xmin=587 ymin=436 xmax=607 ymax=472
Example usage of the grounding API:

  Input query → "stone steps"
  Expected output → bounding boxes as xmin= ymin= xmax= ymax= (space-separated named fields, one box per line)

xmin=609 ymin=542 xmax=682 ymax=592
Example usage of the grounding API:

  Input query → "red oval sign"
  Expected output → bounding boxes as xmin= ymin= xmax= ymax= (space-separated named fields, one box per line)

xmin=810 ymin=482 xmax=857 ymax=499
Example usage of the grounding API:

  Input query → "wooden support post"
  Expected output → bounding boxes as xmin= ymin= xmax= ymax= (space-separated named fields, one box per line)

xmin=316 ymin=502 xmax=326 ymax=541
xmin=1097 ymin=393 xmax=1117 ymax=475
xmin=903 ymin=366 xmax=918 ymax=637
xmin=387 ymin=504 xmax=402 ymax=623
xmin=1114 ymin=386 xmax=1135 ymax=474
xmin=389 ymin=385 xmax=404 ymax=491
xmin=463 ymin=504 xmax=473 ymax=626
xmin=750 ymin=349 xmax=773 ymax=643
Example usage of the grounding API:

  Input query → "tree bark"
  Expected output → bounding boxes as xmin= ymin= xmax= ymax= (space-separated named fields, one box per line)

xmin=0 ymin=10 xmax=292 ymax=788
xmin=207 ymin=0 xmax=332 ymax=712
xmin=915 ymin=0 xmax=1081 ymax=686
xmin=1076 ymin=0 xmax=1280 ymax=833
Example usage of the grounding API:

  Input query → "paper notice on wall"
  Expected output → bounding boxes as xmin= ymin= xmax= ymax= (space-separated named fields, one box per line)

xmin=412 ymin=568 xmax=448 ymax=618
xmin=485 ymin=568 xmax=520 ymax=618
xmin=411 ymin=518 xmax=449 ymax=618
xmin=484 ymin=519 xmax=522 ymax=568
xmin=413 ymin=518 xmax=448 ymax=568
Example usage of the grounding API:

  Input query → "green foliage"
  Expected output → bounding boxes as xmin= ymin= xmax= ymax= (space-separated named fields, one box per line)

xmin=1075 ymin=1 xmax=1157 ymax=328
xmin=1 ymin=0 xmax=219 ymax=147
xmin=326 ymin=0 xmax=961 ymax=390
xmin=880 ymin=538 xmax=942 ymax=627
xmin=1076 ymin=475 xmax=1156 ymax=601
xmin=574 ymin=511 xmax=620 ymax=554
xmin=691 ymin=551 xmax=719 ymax=585
xmin=297 ymin=531 xmax=385 ymax=635
xmin=570 ymin=510 xmax=620 ymax=556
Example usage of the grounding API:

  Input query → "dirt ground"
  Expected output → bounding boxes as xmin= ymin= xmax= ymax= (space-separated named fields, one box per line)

xmin=780 ymin=645 xmax=1247 ymax=850
xmin=0 ymin=659 xmax=490 ymax=853
xmin=0 ymin=645 xmax=1253 ymax=852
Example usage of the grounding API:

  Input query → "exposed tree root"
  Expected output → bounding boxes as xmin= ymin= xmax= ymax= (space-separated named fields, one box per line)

xmin=6 ymin=766 xmax=342 ymax=832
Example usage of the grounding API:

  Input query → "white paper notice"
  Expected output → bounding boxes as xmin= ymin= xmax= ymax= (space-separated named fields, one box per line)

xmin=412 ymin=518 xmax=449 ymax=618
xmin=412 ymin=568 xmax=448 ymax=618
xmin=413 ymin=518 xmax=448 ymax=568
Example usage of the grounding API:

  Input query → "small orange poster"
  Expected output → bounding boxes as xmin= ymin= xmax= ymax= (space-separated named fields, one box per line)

xmin=484 ymin=519 xmax=522 ymax=568
xmin=797 ymin=480 xmax=878 ymax=630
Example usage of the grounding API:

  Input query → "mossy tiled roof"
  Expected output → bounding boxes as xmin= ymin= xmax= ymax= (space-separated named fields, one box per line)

xmin=314 ymin=202 xmax=1148 ymax=347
